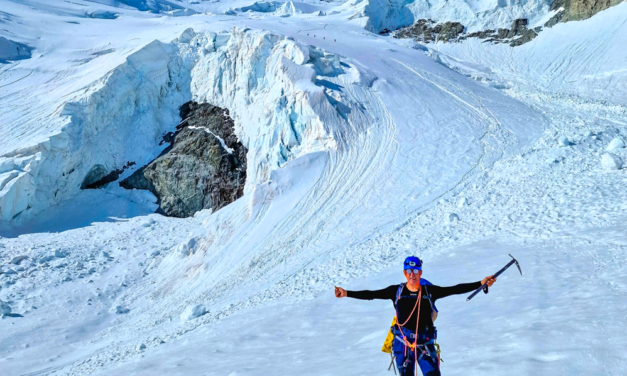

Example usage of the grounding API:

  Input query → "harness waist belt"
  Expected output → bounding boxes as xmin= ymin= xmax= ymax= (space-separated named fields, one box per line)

xmin=392 ymin=327 xmax=437 ymax=341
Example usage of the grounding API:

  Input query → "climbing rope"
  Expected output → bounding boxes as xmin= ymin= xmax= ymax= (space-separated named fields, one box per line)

xmin=394 ymin=286 xmax=422 ymax=358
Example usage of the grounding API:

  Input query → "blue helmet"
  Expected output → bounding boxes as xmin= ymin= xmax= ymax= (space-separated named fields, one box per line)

xmin=404 ymin=256 xmax=422 ymax=270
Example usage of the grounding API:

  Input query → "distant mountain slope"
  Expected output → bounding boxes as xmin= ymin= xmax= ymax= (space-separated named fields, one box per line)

xmin=551 ymin=0 xmax=625 ymax=22
xmin=86 ymin=0 xmax=184 ymax=12
xmin=345 ymin=0 xmax=625 ymax=34
xmin=342 ymin=0 xmax=554 ymax=33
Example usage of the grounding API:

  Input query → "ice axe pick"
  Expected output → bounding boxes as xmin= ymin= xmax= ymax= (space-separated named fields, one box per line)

xmin=467 ymin=254 xmax=522 ymax=301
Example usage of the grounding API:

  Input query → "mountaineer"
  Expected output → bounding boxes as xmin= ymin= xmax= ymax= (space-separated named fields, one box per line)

xmin=334 ymin=256 xmax=496 ymax=376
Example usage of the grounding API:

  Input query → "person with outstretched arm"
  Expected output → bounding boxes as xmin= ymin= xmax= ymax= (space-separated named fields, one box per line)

xmin=334 ymin=256 xmax=496 ymax=376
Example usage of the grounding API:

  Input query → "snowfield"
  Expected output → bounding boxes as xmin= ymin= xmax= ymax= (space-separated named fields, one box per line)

xmin=1 ymin=1 xmax=627 ymax=375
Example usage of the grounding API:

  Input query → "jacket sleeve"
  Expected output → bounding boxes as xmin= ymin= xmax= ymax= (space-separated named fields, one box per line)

xmin=347 ymin=285 xmax=398 ymax=300
xmin=429 ymin=281 xmax=482 ymax=301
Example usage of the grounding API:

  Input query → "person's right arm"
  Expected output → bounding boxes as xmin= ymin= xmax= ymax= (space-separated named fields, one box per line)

xmin=335 ymin=285 xmax=397 ymax=300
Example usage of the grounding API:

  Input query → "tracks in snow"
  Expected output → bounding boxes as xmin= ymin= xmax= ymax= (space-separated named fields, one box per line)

xmin=387 ymin=58 xmax=517 ymax=222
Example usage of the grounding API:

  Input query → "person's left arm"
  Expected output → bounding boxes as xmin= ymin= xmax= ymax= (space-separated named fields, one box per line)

xmin=429 ymin=275 xmax=496 ymax=300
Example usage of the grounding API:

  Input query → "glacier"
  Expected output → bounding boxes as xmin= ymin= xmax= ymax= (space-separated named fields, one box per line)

xmin=0 ymin=28 xmax=347 ymax=224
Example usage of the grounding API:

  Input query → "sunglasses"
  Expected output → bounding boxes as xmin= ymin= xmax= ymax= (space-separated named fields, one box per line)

xmin=404 ymin=269 xmax=421 ymax=274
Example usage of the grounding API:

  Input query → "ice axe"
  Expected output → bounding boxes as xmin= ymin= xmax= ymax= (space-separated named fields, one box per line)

xmin=467 ymin=254 xmax=522 ymax=301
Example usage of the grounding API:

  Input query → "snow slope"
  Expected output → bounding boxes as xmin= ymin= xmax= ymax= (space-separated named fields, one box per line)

xmin=1 ymin=1 xmax=627 ymax=376
xmin=425 ymin=3 xmax=627 ymax=106
xmin=339 ymin=0 xmax=555 ymax=33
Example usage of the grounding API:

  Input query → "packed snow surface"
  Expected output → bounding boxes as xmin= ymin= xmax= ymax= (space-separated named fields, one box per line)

xmin=1 ymin=1 xmax=627 ymax=376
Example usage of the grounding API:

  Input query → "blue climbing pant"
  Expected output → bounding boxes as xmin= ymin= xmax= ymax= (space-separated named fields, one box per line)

xmin=392 ymin=328 xmax=440 ymax=376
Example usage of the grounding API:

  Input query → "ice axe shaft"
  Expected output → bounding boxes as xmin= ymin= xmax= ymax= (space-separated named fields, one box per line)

xmin=467 ymin=254 xmax=522 ymax=301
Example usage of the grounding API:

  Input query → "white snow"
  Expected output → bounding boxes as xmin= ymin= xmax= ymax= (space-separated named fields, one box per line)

xmin=558 ymin=136 xmax=571 ymax=147
xmin=180 ymin=304 xmax=207 ymax=321
xmin=607 ymin=137 xmax=625 ymax=151
xmin=427 ymin=3 xmax=627 ymax=105
xmin=188 ymin=126 xmax=235 ymax=154
xmin=1 ymin=1 xmax=626 ymax=376
xmin=457 ymin=197 xmax=468 ymax=208
xmin=601 ymin=153 xmax=623 ymax=170
xmin=448 ymin=213 xmax=460 ymax=223
xmin=177 ymin=237 xmax=199 ymax=257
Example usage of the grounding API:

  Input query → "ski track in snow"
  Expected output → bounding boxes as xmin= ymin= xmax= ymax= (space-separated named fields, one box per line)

xmin=1 ymin=1 xmax=627 ymax=375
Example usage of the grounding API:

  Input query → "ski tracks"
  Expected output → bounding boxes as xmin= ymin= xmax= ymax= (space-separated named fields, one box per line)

xmin=389 ymin=58 xmax=516 ymax=219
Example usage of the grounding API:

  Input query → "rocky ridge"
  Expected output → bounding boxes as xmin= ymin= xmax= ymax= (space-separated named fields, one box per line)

xmin=120 ymin=101 xmax=247 ymax=218
xmin=392 ymin=18 xmax=541 ymax=47
xmin=550 ymin=0 xmax=624 ymax=23
xmin=392 ymin=0 xmax=624 ymax=47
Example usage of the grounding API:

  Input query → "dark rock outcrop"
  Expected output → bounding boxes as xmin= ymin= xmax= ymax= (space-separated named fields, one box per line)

xmin=550 ymin=0 xmax=623 ymax=23
xmin=394 ymin=20 xmax=465 ymax=43
xmin=393 ymin=18 xmax=537 ymax=47
xmin=120 ymin=102 xmax=247 ymax=218
xmin=439 ymin=22 xmax=465 ymax=42
xmin=466 ymin=29 xmax=496 ymax=39
xmin=509 ymin=29 xmax=539 ymax=47
xmin=544 ymin=11 xmax=564 ymax=28
xmin=509 ymin=18 xmax=528 ymax=37
xmin=392 ymin=0 xmax=624 ymax=47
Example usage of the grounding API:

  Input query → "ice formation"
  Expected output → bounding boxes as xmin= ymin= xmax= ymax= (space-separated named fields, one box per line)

xmin=0 ymin=29 xmax=349 ymax=224
xmin=180 ymin=304 xmax=207 ymax=321
xmin=1 ymin=41 xmax=190 ymax=222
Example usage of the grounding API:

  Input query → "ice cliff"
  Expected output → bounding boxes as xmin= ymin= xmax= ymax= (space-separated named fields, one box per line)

xmin=187 ymin=29 xmax=341 ymax=189
xmin=0 ymin=28 xmax=350 ymax=224
xmin=0 ymin=40 xmax=191 ymax=222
